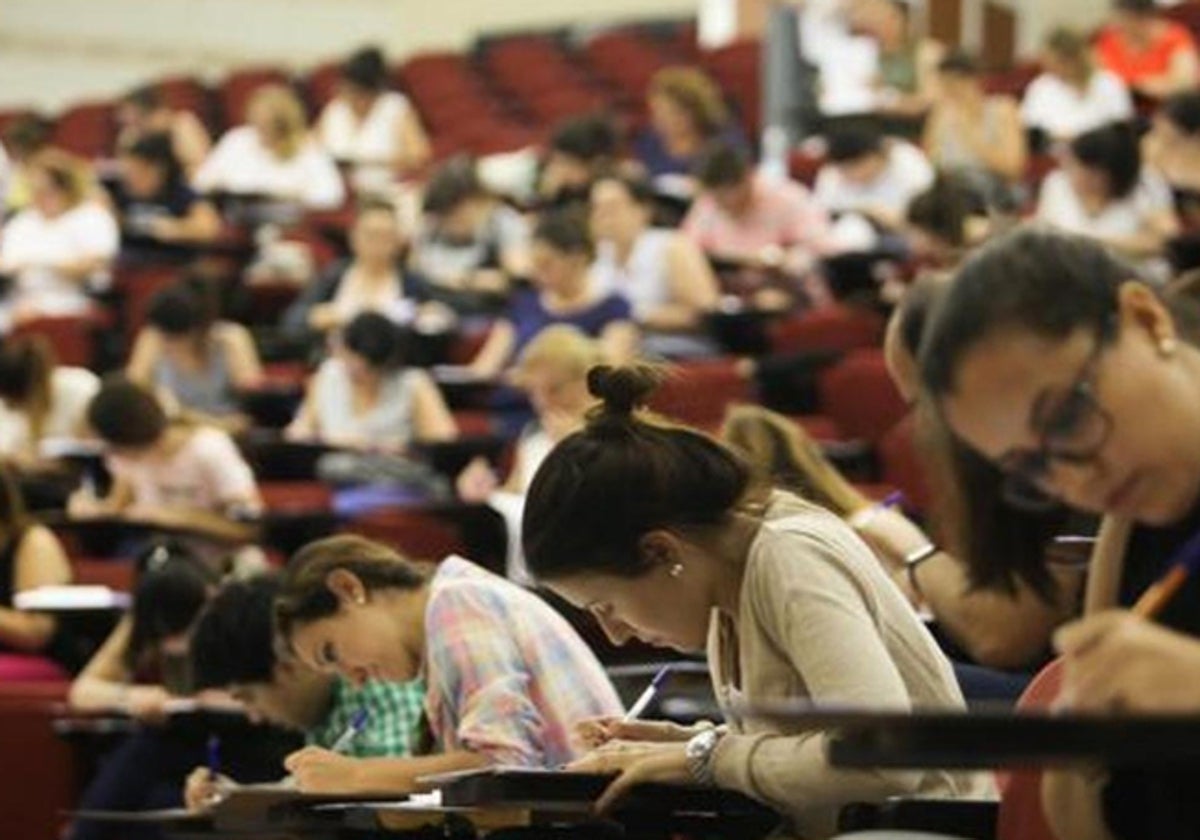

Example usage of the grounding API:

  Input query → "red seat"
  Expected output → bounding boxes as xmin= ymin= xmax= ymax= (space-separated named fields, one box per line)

xmin=111 ymin=262 xmax=181 ymax=349
xmin=995 ymin=659 xmax=1065 ymax=840
xmin=51 ymin=101 xmax=116 ymax=158
xmin=71 ymin=557 xmax=135 ymax=592
xmin=154 ymin=75 xmax=212 ymax=125
xmin=11 ymin=310 xmax=111 ymax=368
xmin=768 ymin=305 xmax=886 ymax=356
xmin=792 ymin=413 xmax=844 ymax=444
xmin=647 ymin=358 xmax=753 ymax=432
xmin=453 ymin=411 xmax=495 ymax=437
xmin=342 ymin=508 xmax=466 ymax=562
xmin=877 ymin=414 xmax=932 ymax=515
xmin=817 ymin=350 xmax=908 ymax=445
xmin=260 ymin=481 xmax=333 ymax=513
xmin=304 ymin=61 xmax=343 ymax=113
xmin=0 ymin=681 xmax=77 ymax=840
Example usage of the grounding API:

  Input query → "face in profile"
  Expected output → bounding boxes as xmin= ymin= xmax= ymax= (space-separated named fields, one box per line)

xmin=648 ymin=92 xmax=698 ymax=141
xmin=288 ymin=596 xmax=419 ymax=688
xmin=120 ymin=155 xmax=167 ymax=199
xmin=530 ymin=240 xmax=585 ymax=295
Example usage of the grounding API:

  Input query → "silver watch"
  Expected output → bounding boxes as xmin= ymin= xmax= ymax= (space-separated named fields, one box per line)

xmin=684 ymin=727 xmax=723 ymax=786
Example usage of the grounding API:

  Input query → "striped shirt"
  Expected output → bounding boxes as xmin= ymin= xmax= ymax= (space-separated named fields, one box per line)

xmin=423 ymin=556 xmax=623 ymax=767
xmin=308 ymin=677 xmax=426 ymax=758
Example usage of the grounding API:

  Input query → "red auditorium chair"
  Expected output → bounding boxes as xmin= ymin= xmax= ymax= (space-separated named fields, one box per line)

xmin=768 ymin=304 xmax=886 ymax=356
xmin=647 ymin=358 xmax=753 ymax=432
xmin=788 ymin=148 xmax=825 ymax=187
xmin=982 ymin=63 xmax=1040 ymax=98
xmin=11 ymin=310 xmax=112 ymax=369
xmin=304 ymin=61 xmax=343 ymax=113
xmin=217 ymin=67 xmax=290 ymax=127
xmin=994 ymin=660 xmax=1066 ymax=840
xmin=0 ymin=681 xmax=78 ymax=840
xmin=51 ymin=101 xmax=116 ymax=158
xmin=260 ymin=480 xmax=334 ymax=514
xmin=153 ymin=75 xmax=212 ymax=125
xmin=111 ymin=262 xmax=181 ymax=349
xmin=0 ymin=108 xmax=37 ymax=137
xmin=877 ymin=413 xmax=931 ymax=515
xmin=71 ymin=557 xmax=136 ymax=591
xmin=342 ymin=508 xmax=467 ymax=562
xmin=816 ymin=349 xmax=908 ymax=446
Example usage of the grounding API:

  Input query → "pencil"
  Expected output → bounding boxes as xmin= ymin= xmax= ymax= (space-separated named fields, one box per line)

xmin=1131 ymin=530 xmax=1200 ymax=619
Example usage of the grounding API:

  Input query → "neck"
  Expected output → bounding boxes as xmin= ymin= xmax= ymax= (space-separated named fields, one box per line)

xmin=547 ymin=274 xmax=589 ymax=306
xmin=356 ymin=260 xmax=394 ymax=281
xmin=705 ymin=513 xmax=763 ymax=618
xmin=378 ymin=585 xmax=430 ymax=670
xmin=612 ymin=227 xmax=642 ymax=259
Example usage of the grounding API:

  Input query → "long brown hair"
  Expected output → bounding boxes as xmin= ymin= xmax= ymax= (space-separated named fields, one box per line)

xmin=0 ymin=336 xmax=56 ymax=448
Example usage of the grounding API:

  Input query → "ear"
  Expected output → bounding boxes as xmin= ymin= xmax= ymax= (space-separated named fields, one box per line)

xmin=325 ymin=568 xmax=367 ymax=608
xmin=636 ymin=530 xmax=684 ymax=570
xmin=1118 ymin=282 xmax=1176 ymax=348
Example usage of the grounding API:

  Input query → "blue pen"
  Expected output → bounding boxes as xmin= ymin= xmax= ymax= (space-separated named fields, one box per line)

xmin=329 ymin=707 xmax=370 ymax=753
xmin=206 ymin=735 xmax=220 ymax=780
xmin=624 ymin=665 xmax=671 ymax=721
xmin=851 ymin=490 xmax=905 ymax=529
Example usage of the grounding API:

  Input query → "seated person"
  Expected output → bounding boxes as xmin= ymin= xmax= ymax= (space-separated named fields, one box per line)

xmin=1144 ymin=91 xmax=1200 ymax=230
xmin=115 ymin=85 xmax=212 ymax=179
xmin=317 ymin=46 xmax=431 ymax=192
xmin=633 ymin=66 xmax=748 ymax=182
xmin=0 ymin=463 xmax=72 ymax=681
xmin=1021 ymin=27 xmax=1134 ymax=144
xmin=67 ymin=546 xmax=295 ymax=840
xmin=537 ymin=113 xmax=620 ymax=207
xmin=0 ymin=335 xmax=98 ymax=464
xmin=457 ymin=326 xmax=600 ymax=580
xmin=848 ymin=0 xmax=945 ymax=117
xmin=1 ymin=115 xmax=53 ymax=213
xmin=282 ymin=200 xmax=440 ymax=336
xmin=1037 ymin=122 xmax=1180 ymax=261
xmin=904 ymin=174 xmax=995 ymax=270
xmin=0 ymin=149 xmax=119 ymax=328
xmin=273 ymin=535 xmax=624 ymax=791
xmin=67 ymin=378 xmax=263 ymax=563
xmin=107 ymin=132 xmax=222 ymax=249
xmin=813 ymin=124 xmax=935 ymax=236
xmin=183 ymin=574 xmax=427 ymax=807
xmin=921 ymin=50 xmax=1027 ymax=210
xmin=127 ymin=276 xmax=264 ymax=427
xmin=590 ymin=174 xmax=720 ymax=358
xmin=1095 ymin=0 xmax=1199 ymax=101
xmin=194 ymin=85 xmax=345 ymax=211
xmin=409 ymin=157 xmax=531 ymax=303
xmin=683 ymin=141 xmax=833 ymax=309
xmin=467 ymin=208 xmax=637 ymax=379
xmin=286 ymin=312 xmax=457 ymax=450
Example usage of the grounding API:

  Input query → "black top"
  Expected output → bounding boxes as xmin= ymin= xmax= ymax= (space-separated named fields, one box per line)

xmin=111 ymin=180 xmax=201 ymax=232
xmin=1103 ymin=501 xmax=1200 ymax=840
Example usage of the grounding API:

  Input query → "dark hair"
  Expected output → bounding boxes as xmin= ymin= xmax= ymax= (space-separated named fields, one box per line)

xmin=2 ymin=115 xmax=53 ymax=158
xmin=595 ymin=173 xmax=656 ymax=208
xmin=146 ymin=275 xmax=218 ymax=337
xmin=341 ymin=311 xmax=410 ymax=371
xmin=275 ymin=535 xmax=428 ymax=645
xmin=907 ymin=174 xmax=986 ymax=249
xmin=422 ymin=157 xmax=484 ymax=215
xmin=0 ymin=335 xmax=56 ymax=447
xmin=125 ymin=542 xmax=214 ymax=671
xmin=341 ymin=46 xmax=387 ymax=92
xmin=121 ymin=85 xmax=161 ymax=113
xmin=122 ymin=131 xmax=184 ymax=191
xmin=693 ymin=140 xmax=750 ymax=188
xmin=0 ymin=463 xmax=30 ymax=537
xmin=87 ymin=376 xmax=168 ymax=448
xmin=825 ymin=125 xmax=885 ymax=164
xmin=523 ymin=364 xmax=756 ymax=580
xmin=550 ymin=114 xmax=619 ymax=162
xmin=938 ymin=49 xmax=981 ymax=76
xmin=1163 ymin=91 xmax=1200 ymax=136
xmin=192 ymin=575 xmax=281 ymax=689
xmin=1069 ymin=122 xmax=1141 ymax=200
xmin=1114 ymin=0 xmax=1156 ymax=14
xmin=533 ymin=206 xmax=594 ymax=258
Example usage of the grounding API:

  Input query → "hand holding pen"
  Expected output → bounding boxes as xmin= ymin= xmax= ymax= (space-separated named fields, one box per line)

xmin=283 ymin=708 xmax=371 ymax=793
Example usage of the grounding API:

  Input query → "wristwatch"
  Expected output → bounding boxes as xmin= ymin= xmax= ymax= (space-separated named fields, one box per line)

xmin=685 ymin=727 xmax=724 ymax=787
xmin=904 ymin=543 xmax=939 ymax=597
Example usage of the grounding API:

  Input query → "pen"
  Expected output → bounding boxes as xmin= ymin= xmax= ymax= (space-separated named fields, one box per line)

xmin=1131 ymin=528 xmax=1200 ymax=619
xmin=624 ymin=665 xmax=671 ymax=721
xmin=206 ymin=735 xmax=220 ymax=781
xmin=849 ymin=490 xmax=905 ymax=529
xmin=329 ymin=707 xmax=370 ymax=753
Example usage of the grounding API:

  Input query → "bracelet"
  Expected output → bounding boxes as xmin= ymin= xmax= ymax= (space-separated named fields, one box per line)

xmin=904 ymin=543 xmax=939 ymax=598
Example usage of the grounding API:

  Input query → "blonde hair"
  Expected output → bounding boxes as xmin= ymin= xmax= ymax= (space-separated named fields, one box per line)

xmin=28 ymin=148 xmax=94 ymax=207
xmin=719 ymin=405 xmax=871 ymax=518
xmin=247 ymin=84 xmax=308 ymax=159
xmin=649 ymin=66 xmax=730 ymax=137
xmin=514 ymin=325 xmax=604 ymax=385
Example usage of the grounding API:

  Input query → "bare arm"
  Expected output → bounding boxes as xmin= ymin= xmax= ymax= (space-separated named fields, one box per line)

xmin=173 ymin=113 xmax=213 ymax=178
xmin=286 ymin=747 xmax=489 ymax=795
xmin=1132 ymin=46 xmax=1199 ymax=100
xmin=285 ymin=387 xmax=321 ymax=441
xmin=220 ymin=325 xmax=265 ymax=390
xmin=410 ymin=371 xmax=458 ymax=443
xmin=0 ymin=525 xmax=72 ymax=652
xmin=69 ymin=615 xmax=134 ymax=711
xmin=640 ymin=236 xmax=720 ymax=332
xmin=468 ymin=320 xmax=516 ymax=379
xmin=395 ymin=108 xmax=432 ymax=175
xmin=126 ymin=329 xmax=162 ymax=387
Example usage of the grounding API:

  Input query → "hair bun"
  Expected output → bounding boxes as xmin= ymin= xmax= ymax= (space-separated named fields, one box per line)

xmin=587 ymin=364 xmax=663 ymax=417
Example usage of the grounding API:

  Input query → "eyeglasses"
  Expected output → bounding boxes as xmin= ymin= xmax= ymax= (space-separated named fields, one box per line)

xmin=996 ymin=321 xmax=1116 ymax=512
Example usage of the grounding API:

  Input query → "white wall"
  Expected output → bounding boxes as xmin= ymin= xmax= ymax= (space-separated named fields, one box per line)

xmin=0 ymin=0 xmax=696 ymax=110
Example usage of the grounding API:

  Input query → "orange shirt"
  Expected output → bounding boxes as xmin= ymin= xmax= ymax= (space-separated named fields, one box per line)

xmin=1095 ymin=22 xmax=1197 ymax=86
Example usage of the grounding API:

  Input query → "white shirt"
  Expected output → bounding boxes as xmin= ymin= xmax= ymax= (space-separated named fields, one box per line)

xmin=0 ymin=201 xmax=118 ymax=320
xmin=194 ymin=126 xmax=345 ymax=210
xmin=592 ymin=228 xmax=675 ymax=320
xmin=0 ymin=366 xmax=99 ymax=456
xmin=1020 ymin=70 xmax=1134 ymax=140
xmin=1036 ymin=168 xmax=1174 ymax=241
xmin=813 ymin=141 xmax=935 ymax=219
xmin=318 ymin=92 xmax=410 ymax=165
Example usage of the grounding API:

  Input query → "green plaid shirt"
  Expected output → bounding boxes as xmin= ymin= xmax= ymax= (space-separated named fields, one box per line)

xmin=307 ymin=677 xmax=426 ymax=758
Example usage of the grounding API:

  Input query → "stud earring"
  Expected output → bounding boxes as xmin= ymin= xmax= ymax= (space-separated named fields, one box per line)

xmin=669 ymin=563 xmax=684 ymax=578
xmin=1159 ymin=336 xmax=1177 ymax=357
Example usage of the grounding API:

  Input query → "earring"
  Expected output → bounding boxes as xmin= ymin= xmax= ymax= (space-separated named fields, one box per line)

xmin=1159 ymin=336 xmax=1177 ymax=357
xmin=355 ymin=595 xmax=366 ymax=606
xmin=668 ymin=563 xmax=684 ymax=578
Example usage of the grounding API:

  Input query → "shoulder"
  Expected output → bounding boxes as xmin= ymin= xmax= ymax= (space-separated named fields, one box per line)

xmin=1094 ymin=70 xmax=1129 ymax=94
xmin=1022 ymin=73 xmax=1057 ymax=99
xmin=15 ymin=524 xmax=63 ymax=560
xmin=427 ymin=558 xmax=509 ymax=620
xmin=745 ymin=496 xmax=875 ymax=597
xmin=215 ymin=125 xmax=257 ymax=151
xmin=213 ymin=320 xmax=254 ymax=348
xmin=596 ymin=291 xmax=632 ymax=316
xmin=54 ymin=366 xmax=100 ymax=394
xmin=68 ymin=201 xmax=116 ymax=227
xmin=187 ymin=425 xmax=241 ymax=457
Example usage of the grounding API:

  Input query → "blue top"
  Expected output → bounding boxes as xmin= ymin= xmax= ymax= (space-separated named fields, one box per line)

xmin=506 ymin=287 xmax=631 ymax=357
xmin=632 ymin=123 xmax=751 ymax=179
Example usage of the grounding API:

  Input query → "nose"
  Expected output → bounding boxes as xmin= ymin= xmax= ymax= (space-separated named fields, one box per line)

xmin=1044 ymin=459 xmax=1106 ymax=510
xmin=596 ymin=613 xmax=634 ymax=646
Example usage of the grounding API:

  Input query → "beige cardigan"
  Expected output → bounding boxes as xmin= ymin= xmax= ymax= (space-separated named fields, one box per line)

xmin=708 ymin=493 xmax=994 ymax=839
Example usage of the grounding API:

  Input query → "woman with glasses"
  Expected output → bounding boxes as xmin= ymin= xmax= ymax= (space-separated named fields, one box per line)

xmin=918 ymin=225 xmax=1200 ymax=840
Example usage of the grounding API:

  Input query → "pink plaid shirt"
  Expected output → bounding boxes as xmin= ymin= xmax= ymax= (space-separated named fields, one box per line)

xmin=423 ymin=556 xmax=623 ymax=767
